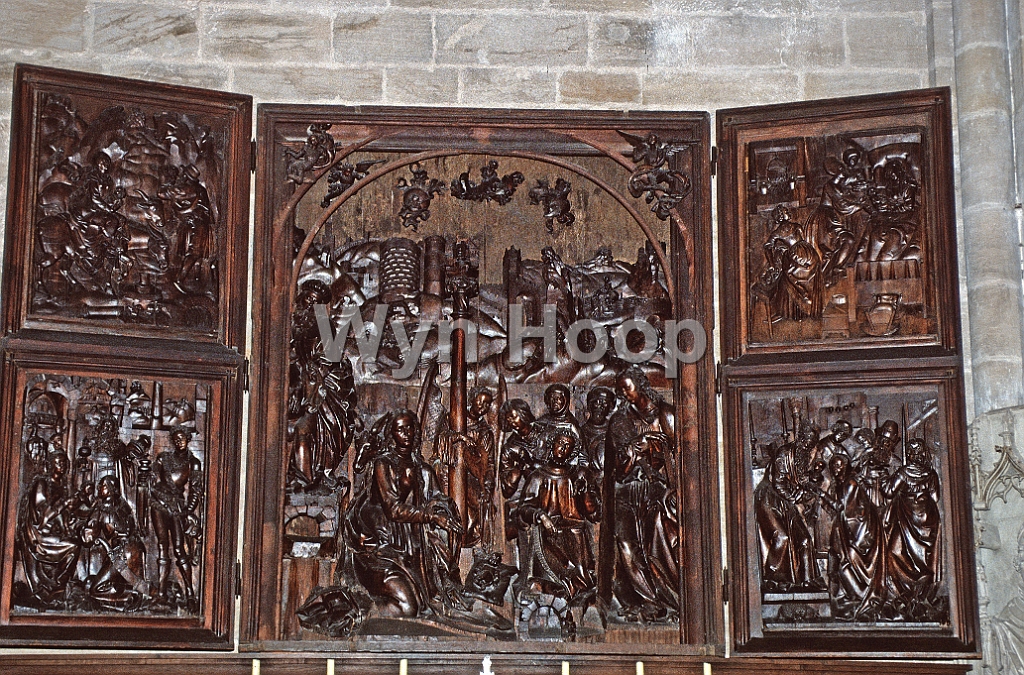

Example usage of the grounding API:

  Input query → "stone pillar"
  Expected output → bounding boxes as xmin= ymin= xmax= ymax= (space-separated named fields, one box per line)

xmin=953 ymin=0 xmax=1024 ymax=415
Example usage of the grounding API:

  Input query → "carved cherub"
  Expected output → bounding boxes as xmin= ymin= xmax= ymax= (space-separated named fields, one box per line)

xmin=529 ymin=177 xmax=574 ymax=232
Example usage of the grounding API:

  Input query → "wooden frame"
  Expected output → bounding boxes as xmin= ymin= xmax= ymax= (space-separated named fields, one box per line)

xmin=3 ymin=65 xmax=252 ymax=349
xmin=717 ymin=89 xmax=977 ymax=656
xmin=243 ymin=106 xmax=721 ymax=659
xmin=0 ymin=338 xmax=245 ymax=648
xmin=717 ymin=89 xmax=958 ymax=363
xmin=721 ymin=361 xmax=978 ymax=655
xmin=0 ymin=65 xmax=251 ymax=649
xmin=0 ymin=654 xmax=975 ymax=675
xmin=0 ymin=63 xmax=982 ymax=668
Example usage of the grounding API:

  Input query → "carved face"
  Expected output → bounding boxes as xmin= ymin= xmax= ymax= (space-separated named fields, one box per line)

xmin=551 ymin=433 xmax=575 ymax=463
xmin=469 ymin=391 xmax=493 ymax=420
xmin=588 ymin=389 xmax=614 ymax=423
xmin=403 ymin=188 xmax=429 ymax=212
xmin=877 ymin=420 xmax=900 ymax=450
xmin=907 ymin=439 xmax=927 ymax=464
xmin=617 ymin=375 xmax=642 ymax=406
xmin=831 ymin=420 xmax=853 ymax=443
xmin=97 ymin=475 xmax=119 ymax=500
xmin=829 ymin=453 xmax=849 ymax=480
xmin=502 ymin=408 xmax=529 ymax=436
xmin=391 ymin=413 xmax=417 ymax=451
xmin=49 ymin=452 xmax=69 ymax=478
xmin=545 ymin=385 xmax=569 ymax=416
xmin=171 ymin=429 xmax=190 ymax=451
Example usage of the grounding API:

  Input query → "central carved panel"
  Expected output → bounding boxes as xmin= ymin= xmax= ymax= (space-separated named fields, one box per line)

xmin=249 ymin=110 xmax=717 ymax=649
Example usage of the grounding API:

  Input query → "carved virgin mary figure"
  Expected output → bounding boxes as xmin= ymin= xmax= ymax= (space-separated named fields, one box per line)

xmin=16 ymin=451 xmax=82 ymax=607
xmin=149 ymin=427 xmax=203 ymax=611
xmin=346 ymin=410 xmax=463 ymax=618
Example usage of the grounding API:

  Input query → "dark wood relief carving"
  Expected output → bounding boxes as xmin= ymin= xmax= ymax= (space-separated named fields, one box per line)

xmin=719 ymin=90 xmax=977 ymax=657
xmin=285 ymin=235 xmax=681 ymax=641
xmin=748 ymin=138 xmax=927 ymax=344
xmin=0 ymin=65 xmax=250 ymax=649
xmin=718 ymin=91 xmax=958 ymax=359
xmin=747 ymin=389 xmax=946 ymax=625
xmin=247 ymin=108 xmax=718 ymax=654
xmin=723 ymin=370 xmax=977 ymax=656
xmin=13 ymin=374 xmax=207 ymax=616
xmin=30 ymin=94 xmax=222 ymax=329
xmin=4 ymin=65 xmax=251 ymax=346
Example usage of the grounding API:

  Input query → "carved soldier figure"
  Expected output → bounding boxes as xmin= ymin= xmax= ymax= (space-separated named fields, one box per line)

xmin=149 ymin=427 xmax=203 ymax=611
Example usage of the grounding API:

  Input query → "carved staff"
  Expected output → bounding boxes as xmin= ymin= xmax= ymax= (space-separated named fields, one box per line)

xmin=749 ymin=401 xmax=758 ymax=466
xmin=901 ymin=402 xmax=909 ymax=465
xmin=445 ymin=242 xmax=479 ymax=544
xmin=780 ymin=398 xmax=790 ymax=443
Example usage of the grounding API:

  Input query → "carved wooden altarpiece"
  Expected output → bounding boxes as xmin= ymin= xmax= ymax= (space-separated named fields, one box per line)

xmin=0 ymin=65 xmax=251 ymax=648
xmin=0 ymin=63 xmax=979 ymax=669
xmin=717 ymin=90 xmax=978 ymax=655
xmin=243 ymin=106 xmax=720 ymax=663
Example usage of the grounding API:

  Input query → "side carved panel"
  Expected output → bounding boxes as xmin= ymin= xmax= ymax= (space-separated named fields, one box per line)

xmin=718 ymin=90 xmax=957 ymax=359
xmin=746 ymin=389 xmax=947 ymax=625
xmin=12 ymin=374 xmax=208 ymax=617
xmin=4 ymin=66 xmax=252 ymax=346
xmin=30 ymin=93 xmax=223 ymax=329
xmin=719 ymin=90 xmax=976 ymax=656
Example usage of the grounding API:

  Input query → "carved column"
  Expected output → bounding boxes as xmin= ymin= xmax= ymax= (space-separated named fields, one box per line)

xmin=953 ymin=0 xmax=1024 ymax=415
